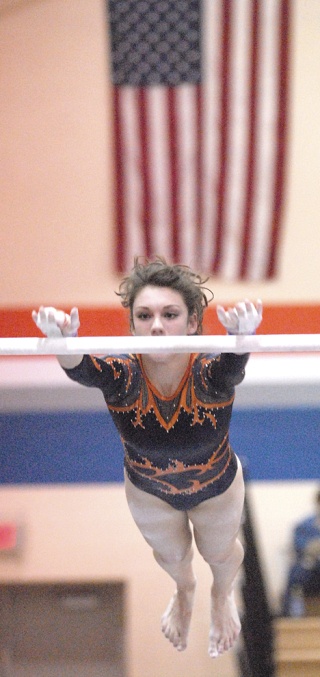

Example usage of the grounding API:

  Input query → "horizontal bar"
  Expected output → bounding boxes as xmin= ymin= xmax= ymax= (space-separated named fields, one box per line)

xmin=0 ymin=334 xmax=320 ymax=356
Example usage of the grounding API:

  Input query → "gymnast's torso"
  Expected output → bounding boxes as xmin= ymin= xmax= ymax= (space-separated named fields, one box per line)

xmin=64 ymin=352 xmax=249 ymax=509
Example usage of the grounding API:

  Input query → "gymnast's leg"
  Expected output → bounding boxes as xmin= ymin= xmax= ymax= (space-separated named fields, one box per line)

xmin=188 ymin=457 xmax=245 ymax=658
xmin=124 ymin=471 xmax=196 ymax=651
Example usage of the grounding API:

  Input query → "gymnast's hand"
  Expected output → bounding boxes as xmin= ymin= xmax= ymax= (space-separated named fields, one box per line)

xmin=216 ymin=299 xmax=263 ymax=335
xmin=32 ymin=306 xmax=80 ymax=338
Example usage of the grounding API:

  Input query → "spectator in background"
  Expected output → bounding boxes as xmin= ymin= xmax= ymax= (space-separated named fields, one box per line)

xmin=282 ymin=488 xmax=320 ymax=616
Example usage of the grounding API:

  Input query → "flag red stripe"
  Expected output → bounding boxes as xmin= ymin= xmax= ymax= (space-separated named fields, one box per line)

xmin=167 ymin=88 xmax=180 ymax=261
xmin=113 ymin=87 xmax=126 ymax=271
xmin=267 ymin=0 xmax=291 ymax=277
xmin=240 ymin=0 xmax=260 ymax=278
xmin=195 ymin=83 xmax=203 ymax=263
xmin=213 ymin=0 xmax=232 ymax=273
xmin=137 ymin=87 xmax=153 ymax=256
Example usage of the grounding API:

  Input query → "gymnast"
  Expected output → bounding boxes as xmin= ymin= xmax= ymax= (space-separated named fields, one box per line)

xmin=32 ymin=257 xmax=262 ymax=658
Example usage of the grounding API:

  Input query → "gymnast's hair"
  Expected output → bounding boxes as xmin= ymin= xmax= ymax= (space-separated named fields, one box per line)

xmin=116 ymin=256 xmax=213 ymax=335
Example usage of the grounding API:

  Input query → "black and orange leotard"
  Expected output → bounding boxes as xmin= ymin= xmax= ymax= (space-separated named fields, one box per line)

xmin=64 ymin=351 xmax=249 ymax=510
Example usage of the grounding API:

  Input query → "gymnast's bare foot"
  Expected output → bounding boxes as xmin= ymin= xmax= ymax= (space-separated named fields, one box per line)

xmin=161 ymin=581 xmax=196 ymax=652
xmin=208 ymin=589 xmax=241 ymax=658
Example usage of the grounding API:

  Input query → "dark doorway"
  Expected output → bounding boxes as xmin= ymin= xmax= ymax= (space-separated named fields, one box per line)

xmin=0 ymin=582 xmax=126 ymax=676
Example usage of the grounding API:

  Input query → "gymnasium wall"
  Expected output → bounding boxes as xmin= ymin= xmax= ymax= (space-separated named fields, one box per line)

xmin=1 ymin=3 xmax=320 ymax=676
xmin=0 ymin=0 xmax=320 ymax=313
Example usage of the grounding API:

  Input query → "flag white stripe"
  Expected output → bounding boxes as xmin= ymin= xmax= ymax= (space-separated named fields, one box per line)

xmin=247 ymin=0 xmax=280 ymax=279
xmin=176 ymin=84 xmax=198 ymax=265
xmin=147 ymin=87 xmax=172 ymax=259
xmin=219 ymin=0 xmax=252 ymax=279
xmin=200 ymin=0 xmax=221 ymax=271
xmin=120 ymin=87 xmax=145 ymax=271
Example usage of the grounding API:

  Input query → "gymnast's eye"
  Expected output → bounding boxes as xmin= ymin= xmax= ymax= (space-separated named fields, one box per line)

xmin=164 ymin=312 xmax=178 ymax=319
xmin=136 ymin=312 xmax=151 ymax=320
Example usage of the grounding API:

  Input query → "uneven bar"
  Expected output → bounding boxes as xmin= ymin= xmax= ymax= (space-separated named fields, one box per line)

xmin=0 ymin=334 xmax=320 ymax=356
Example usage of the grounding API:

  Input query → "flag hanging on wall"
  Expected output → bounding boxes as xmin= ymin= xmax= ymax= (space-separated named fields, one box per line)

xmin=107 ymin=0 xmax=290 ymax=279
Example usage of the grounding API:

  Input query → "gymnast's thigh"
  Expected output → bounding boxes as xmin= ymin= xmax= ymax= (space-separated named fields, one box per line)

xmin=124 ymin=470 xmax=192 ymax=558
xmin=187 ymin=457 xmax=245 ymax=561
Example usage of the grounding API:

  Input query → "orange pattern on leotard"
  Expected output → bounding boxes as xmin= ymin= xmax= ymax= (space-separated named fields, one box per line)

xmin=108 ymin=354 xmax=235 ymax=432
xmin=124 ymin=433 xmax=231 ymax=496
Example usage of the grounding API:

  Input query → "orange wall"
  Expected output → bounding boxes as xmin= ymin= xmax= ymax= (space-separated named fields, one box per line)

xmin=1 ymin=304 xmax=320 ymax=337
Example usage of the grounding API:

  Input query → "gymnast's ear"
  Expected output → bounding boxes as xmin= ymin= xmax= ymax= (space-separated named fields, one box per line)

xmin=187 ymin=312 xmax=198 ymax=335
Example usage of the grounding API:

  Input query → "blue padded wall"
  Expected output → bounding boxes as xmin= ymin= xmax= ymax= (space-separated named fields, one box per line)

xmin=1 ymin=408 xmax=319 ymax=484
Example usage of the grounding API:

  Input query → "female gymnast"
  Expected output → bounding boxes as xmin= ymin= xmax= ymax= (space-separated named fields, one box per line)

xmin=32 ymin=257 xmax=262 ymax=658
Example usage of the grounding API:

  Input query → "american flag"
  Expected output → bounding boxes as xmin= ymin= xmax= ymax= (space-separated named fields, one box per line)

xmin=107 ymin=0 xmax=290 ymax=279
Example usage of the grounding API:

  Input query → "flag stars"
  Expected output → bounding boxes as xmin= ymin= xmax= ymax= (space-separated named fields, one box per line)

xmin=108 ymin=0 xmax=201 ymax=86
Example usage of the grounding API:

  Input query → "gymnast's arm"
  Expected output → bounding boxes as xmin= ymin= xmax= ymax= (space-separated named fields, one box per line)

xmin=214 ymin=299 xmax=263 ymax=381
xmin=216 ymin=299 xmax=263 ymax=338
xmin=32 ymin=306 xmax=82 ymax=369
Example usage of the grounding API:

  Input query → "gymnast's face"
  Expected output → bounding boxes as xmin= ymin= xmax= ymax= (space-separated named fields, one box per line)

xmin=132 ymin=285 xmax=198 ymax=338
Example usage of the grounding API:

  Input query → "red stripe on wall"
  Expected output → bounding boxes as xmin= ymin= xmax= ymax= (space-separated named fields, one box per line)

xmin=1 ymin=305 xmax=319 ymax=339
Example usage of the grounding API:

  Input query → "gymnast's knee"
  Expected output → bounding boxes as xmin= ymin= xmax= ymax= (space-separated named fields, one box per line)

xmin=197 ymin=537 xmax=244 ymax=568
xmin=153 ymin=541 xmax=193 ymax=566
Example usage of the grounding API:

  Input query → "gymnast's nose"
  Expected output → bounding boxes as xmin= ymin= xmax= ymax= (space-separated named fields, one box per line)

xmin=151 ymin=315 xmax=164 ymax=335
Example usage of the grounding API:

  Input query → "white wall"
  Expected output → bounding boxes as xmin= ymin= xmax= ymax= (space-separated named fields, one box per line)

xmin=0 ymin=0 xmax=320 ymax=306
